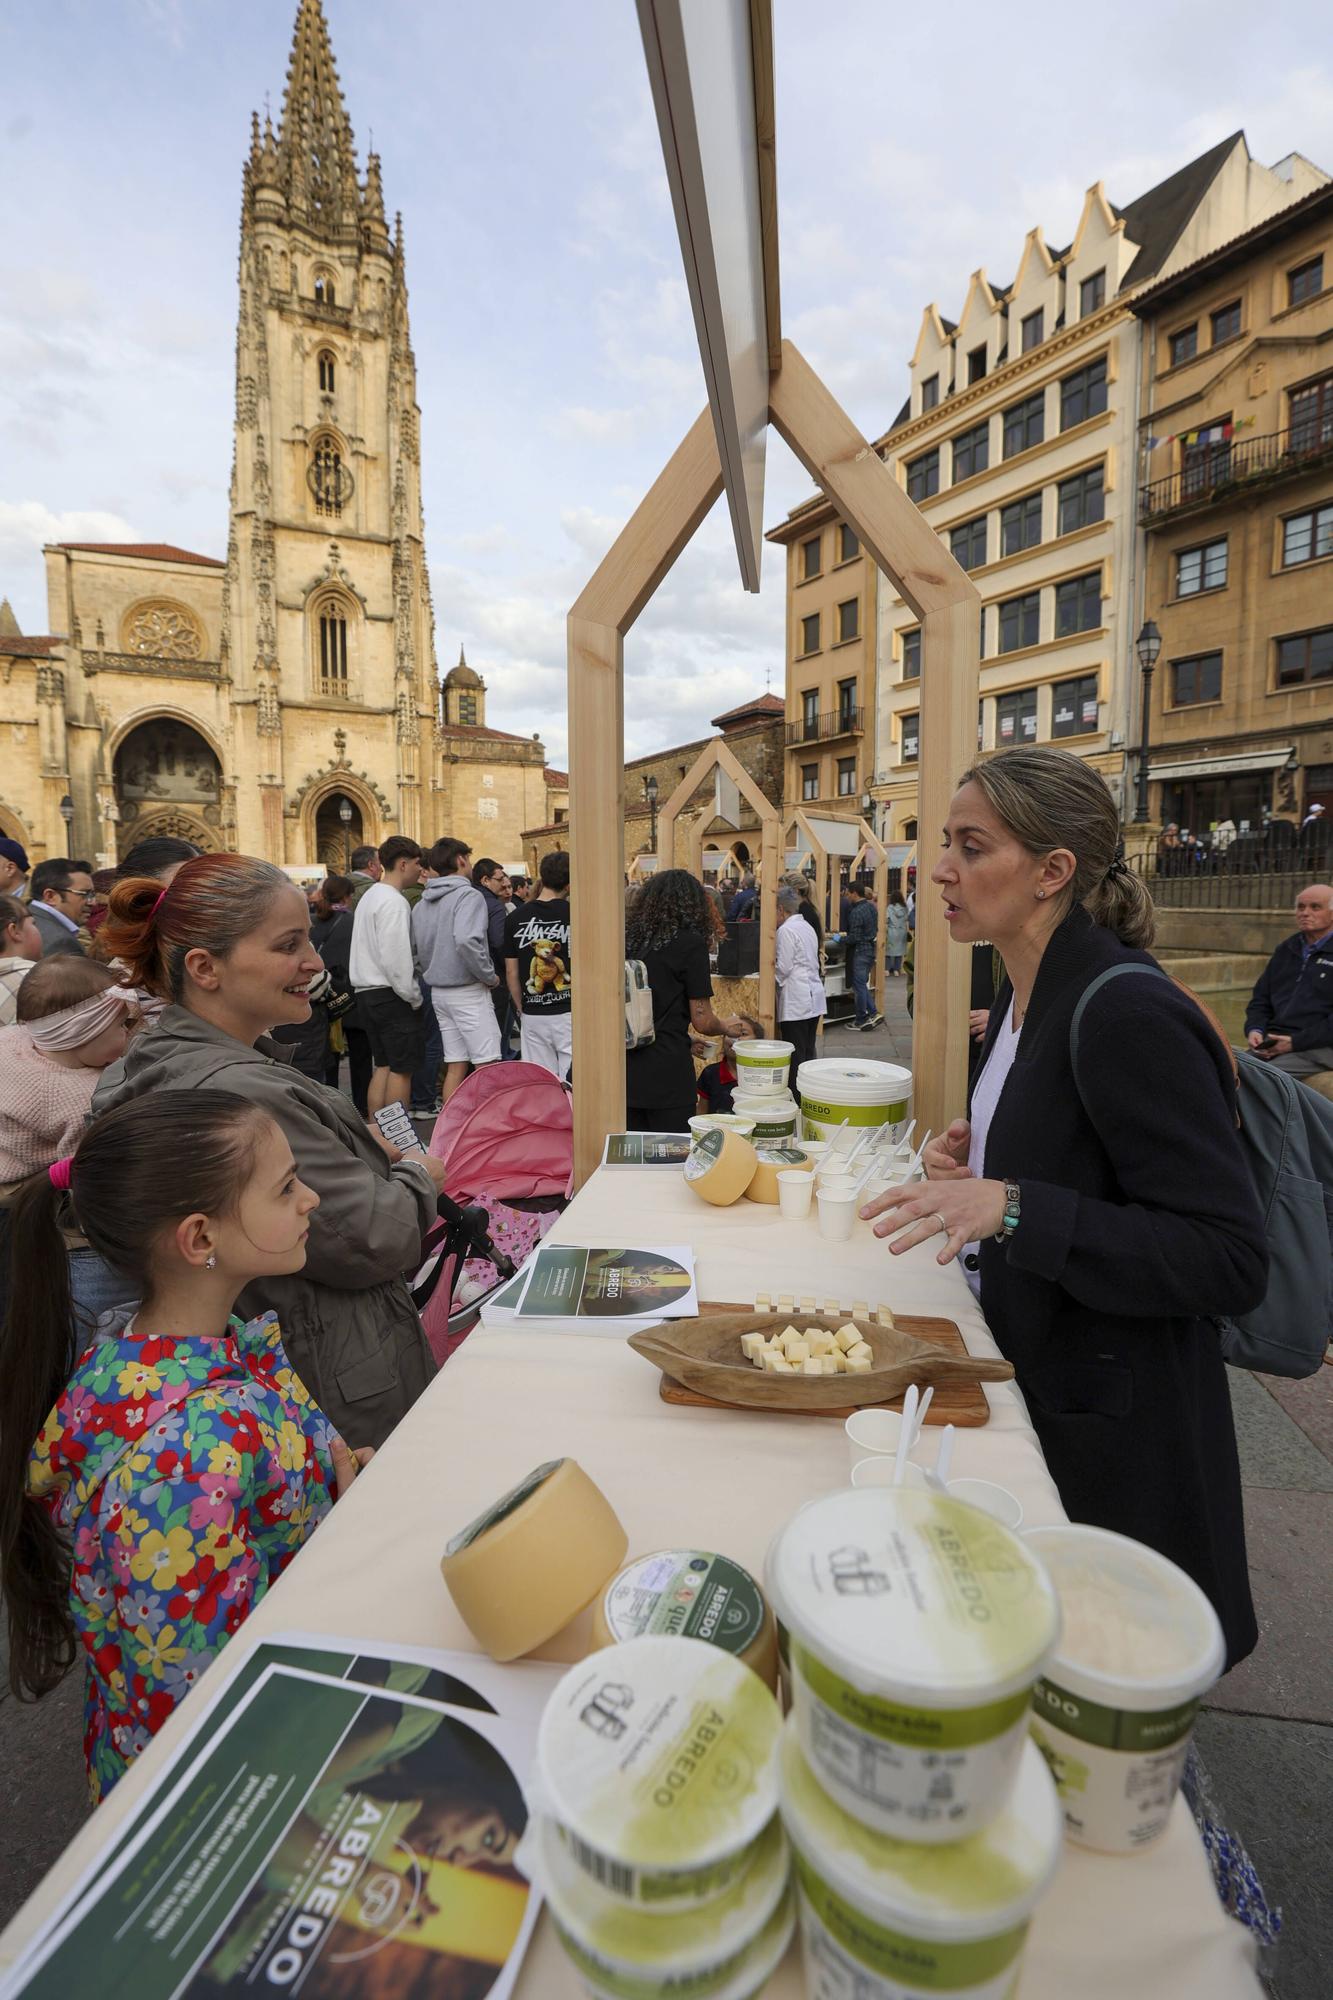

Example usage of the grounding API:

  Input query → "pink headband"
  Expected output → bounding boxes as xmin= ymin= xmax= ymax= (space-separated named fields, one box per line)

xmin=48 ymin=1158 xmax=73 ymax=1191
xmin=151 ymin=890 xmax=167 ymax=918
xmin=28 ymin=988 xmax=132 ymax=1053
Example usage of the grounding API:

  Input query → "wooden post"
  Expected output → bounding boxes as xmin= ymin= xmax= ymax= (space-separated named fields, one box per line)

xmin=568 ymin=409 xmax=725 ymax=1189
xmin=768 ymin=341 xmax=979 ymax=1142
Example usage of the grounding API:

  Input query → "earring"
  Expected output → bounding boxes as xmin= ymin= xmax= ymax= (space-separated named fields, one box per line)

xmin=1035 ymin=889 xmax=1046 ymax=900
xmin=205 ymin=1254 xmax=217 ymax=1270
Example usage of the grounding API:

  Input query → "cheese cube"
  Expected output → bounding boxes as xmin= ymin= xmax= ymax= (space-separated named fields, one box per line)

xmin=770 ymin=1355 xmax=795 ymax=1373
xmin=846 ymin=1353 xmax=873 ymax=1374
xmin=777 ymin=1295 xmax=794 ymax=1313
xmin=779 ymin=1323 xmax=801 ymax=1346
xmin=877 ymin=1306 xmax=896 ymax=1328
xmin=835 ymin=1325 xmax=861 ymax=1353
xmin=847 ymin=1342 xmax=874 ymax=1364
xmin=741 ymin=1332 xmax=766 ymax=1362
xmin=852 ymin=1301 xmax=869 ymax=1319
xmin=810 ymin=1335 xmax=834 ymax=1359
xmin=786 ymin=1341 xmax=809 ymax=1365
xmin=801 ymin=1357 xmax=823 ymax=1376
xmin=800 ymin=1296 xmax=816 ymax=1313
xmin=821 ymin=1355 xmax=840 ymax=1375
xmin=832 ymin=1351 xmax=848 ymax=1372
xmin=755 ymin=1292 xmax=772 ymax=1311
xmin=762 ymin=1350 xmax=787 ymax=1372
xmin=824 ymin=1298 xmax=841 ymax=1318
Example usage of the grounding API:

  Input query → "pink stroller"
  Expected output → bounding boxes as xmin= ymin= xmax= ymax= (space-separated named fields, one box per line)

xmin=413 ymin=1062 xmax=573 ymax=1365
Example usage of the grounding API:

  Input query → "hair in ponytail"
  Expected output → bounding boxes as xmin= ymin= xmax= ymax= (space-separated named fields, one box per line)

xmin=959 ymin=747 xmax=1156 ymax=949
xmin=0 ymin=1090 xmax=274 ymax=1701
xmin=95 ymin=852 xmax=292 ymax=999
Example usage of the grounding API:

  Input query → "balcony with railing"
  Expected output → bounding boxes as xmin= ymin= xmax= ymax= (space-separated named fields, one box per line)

xmin=1139 ymin=421 xmax=1333 ymax=524
xmin=785 ymin=704 xmax=864 ymax=746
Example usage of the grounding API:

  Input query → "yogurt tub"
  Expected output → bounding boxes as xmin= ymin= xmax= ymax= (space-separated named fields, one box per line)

xmin=732 ymin=1039 xmax=794 ymax=1095
xmin=688 ymin=1113 xmax=756 ymax=1139
xmin=536 ymin=1809 xmax=795 ymax=2000
xmin=1024 ymin=1524 xmax=1224 ymax=1854
xmin=536 ymin=1634 xmax=783 ymax=1909
xmin=766 ymin=1488 xmax=1061 ymax=1842
xmin=729 ymin=1088 xmax=799 ymax=1143
xmin=779 ymin=1716 xmax=1062 ymax=2000
xmin=796 ymin=1057 xmax=912 ymax=1144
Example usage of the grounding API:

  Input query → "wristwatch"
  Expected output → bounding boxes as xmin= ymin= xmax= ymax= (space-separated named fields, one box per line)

xmin=994 ymin=1181 xmax=1021 ymax=1243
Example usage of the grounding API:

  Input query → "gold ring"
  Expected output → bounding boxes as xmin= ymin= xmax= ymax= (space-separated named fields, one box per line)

xmin=934 ymin=1212 xmax=949 ymax=1236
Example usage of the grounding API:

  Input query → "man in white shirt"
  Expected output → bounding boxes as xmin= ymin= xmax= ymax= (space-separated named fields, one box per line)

xmin=349 ymin=835 xmax=424 ymax=1115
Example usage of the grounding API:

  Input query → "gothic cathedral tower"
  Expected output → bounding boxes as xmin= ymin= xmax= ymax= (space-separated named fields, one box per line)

xmin=224 ymin=0 xmax=437 ymax=864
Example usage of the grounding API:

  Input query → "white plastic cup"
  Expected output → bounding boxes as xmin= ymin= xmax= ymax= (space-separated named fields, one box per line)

xmin=948 ymin=1478 xmax=1023 ymax=1530
xmin=844 ymin=1408 xmax=923 ymax=1468
xmin=816 ymin=1169 xmax=858 ymax=1196
xmin=850 ymin=1457 xmax=928 ymax=1491
xmin=796 ymin=1139 xmax=828 ymax=1166
xmin=816 ymin=1187 xmax=857 ymax=1241
xmin=1024 ymin=1524 xmax=1224 ymax=1855
xmin=776 ymin=1169 xmax=814 ymax=1220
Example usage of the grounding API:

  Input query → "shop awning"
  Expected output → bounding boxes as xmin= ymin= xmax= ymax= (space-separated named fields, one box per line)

xmin=1148 ymin=746 xmax=1293 ymax=783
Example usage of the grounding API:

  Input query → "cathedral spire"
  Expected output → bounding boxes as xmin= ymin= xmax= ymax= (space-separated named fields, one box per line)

xmin=274 ymin=0 xmax=358 ymax=235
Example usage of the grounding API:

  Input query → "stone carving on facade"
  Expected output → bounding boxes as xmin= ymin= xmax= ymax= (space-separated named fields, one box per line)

xmin=288 ymin=758 xmax=394 ymax=822
xmin=36 ymin=664 xmax=65 ymax=704
xmin=256 ymin=678 xmax=282 ymax=735
xmin=236 ymin=375 xmax=258 ymax=428
xmin=396 ymin=683 xmax=418 ymax=744
xmin=121 ymin=599 xmax=204 ymax=660
xmin=117 ymin=720 xmax=221 ymax=802
xmin=303 ymin=542 xmax=367 ymax=610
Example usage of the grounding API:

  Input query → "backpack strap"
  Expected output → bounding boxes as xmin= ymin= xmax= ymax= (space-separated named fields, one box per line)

xmin=1068 ymin=964 xmax=1170 ymax=1093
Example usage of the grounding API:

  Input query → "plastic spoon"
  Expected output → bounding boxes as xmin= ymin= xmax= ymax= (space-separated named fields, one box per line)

xmin=934 ymin=1423 xmax=956 ymax=1490
xmin=912 ymin=1385 xmax=935 ymax=1446
xmin=893 ymin=1117 xmax=917 ymax=1159
xmin=894 ymin=1385 xmax=919 ymax=1487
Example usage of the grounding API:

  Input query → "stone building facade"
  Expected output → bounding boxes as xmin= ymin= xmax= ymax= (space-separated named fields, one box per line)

xmin=0 ymin=0 xmax=558 ymax=874
xmin=1131 ymin=180 xmax=1333 ymax=836
xmin=763 ymin=508 xmax=874 ymax=816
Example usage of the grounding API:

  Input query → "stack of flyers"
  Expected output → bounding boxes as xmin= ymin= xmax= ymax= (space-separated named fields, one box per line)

xmin=478 ymin=1242 xmax=698 ymax=1336
xmin=600 ymin=1131 xmax=692 ymax=1168
xmin=1 ymin=1635 xmax=562 ymax=2000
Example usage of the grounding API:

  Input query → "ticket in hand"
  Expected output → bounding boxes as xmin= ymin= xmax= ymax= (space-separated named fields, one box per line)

xmin=373 ymin=1104 xmax=427 ymax=1153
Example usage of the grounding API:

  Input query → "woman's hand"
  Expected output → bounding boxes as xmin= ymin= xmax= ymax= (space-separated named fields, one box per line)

xmin=858 ymin=1176 xmax=1007 ymax=1264
xmin=923 ymin=1120 xmax=972 ymax=1181
xmin=331 ymin=1437 xmax=375 ymax=1497
xmin=969 ymin=1008 xmax=990 ymax=1042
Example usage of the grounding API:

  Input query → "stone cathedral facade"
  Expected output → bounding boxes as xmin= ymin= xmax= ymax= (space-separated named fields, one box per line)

xmin=0 ymin=0 xmax=561 ymax=873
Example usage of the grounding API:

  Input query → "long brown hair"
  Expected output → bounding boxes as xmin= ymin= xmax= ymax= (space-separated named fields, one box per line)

xmin=96 ymin=852 xmax=292 ymax=1001
xmin=0 ymin=1091 xmax=272 ymax=1701
xmin=625 ymin=868 xmax=725 ymax=954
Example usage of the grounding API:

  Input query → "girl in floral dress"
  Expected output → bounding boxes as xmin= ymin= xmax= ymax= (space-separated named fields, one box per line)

xmin=0 ymin=1089 xmax=369 ymax=1802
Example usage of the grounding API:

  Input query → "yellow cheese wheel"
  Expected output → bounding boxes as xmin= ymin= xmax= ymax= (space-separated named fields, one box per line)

xmin=683 ymin=1125 xmax=757 ymax=1205
xmin=440 ymin=1458 xmax=627 ymax=1661
xmin=744 ymin=1146 xmax=814 ymax=1204
xmin=591 ymin=1549 xmax=780 ymax=1689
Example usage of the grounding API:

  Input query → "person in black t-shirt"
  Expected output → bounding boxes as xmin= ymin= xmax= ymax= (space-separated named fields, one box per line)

xmin=503 ymin=850 xmax=573 ymax=1081
xmin=625 ymin=870 xmax=746 ymax=1132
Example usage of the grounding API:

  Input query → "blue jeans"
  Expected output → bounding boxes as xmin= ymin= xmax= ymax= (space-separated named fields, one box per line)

xmin=70 ymin=1248 xmax=135 ymax=1338
xmin=850 ymin=943 xmax=875 ymax=1024
xmin=412 ymin=981 xmax=445 ymax=1108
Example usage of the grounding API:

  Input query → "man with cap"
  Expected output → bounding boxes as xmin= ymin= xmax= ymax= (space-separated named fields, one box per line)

xmin=0 ymin=837 xmax=29 ymax=900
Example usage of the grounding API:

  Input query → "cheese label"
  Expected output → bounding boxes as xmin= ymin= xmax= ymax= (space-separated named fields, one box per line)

xmin=602 ymin=1552 xmax=767 ymax=1660
xmin=684 ymin=1129 xmax=725 ymax=1182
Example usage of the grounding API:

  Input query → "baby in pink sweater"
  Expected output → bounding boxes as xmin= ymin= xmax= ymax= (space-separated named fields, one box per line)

xmin=0 ymin=960 xmax=137 ymax=1188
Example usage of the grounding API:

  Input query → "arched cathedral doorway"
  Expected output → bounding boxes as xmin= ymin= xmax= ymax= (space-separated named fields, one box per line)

xmin=314 ymin=792 xmax=365 ymax=872
xmin=114 ymin=719 xmax=222 ymax=860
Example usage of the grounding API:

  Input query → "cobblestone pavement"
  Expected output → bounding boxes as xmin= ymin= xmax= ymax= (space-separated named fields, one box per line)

xmin=2 ymin=981 xmax=1330 ymax=1995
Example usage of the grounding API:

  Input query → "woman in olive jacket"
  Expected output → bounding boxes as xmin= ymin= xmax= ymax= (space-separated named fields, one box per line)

xmin=94 ymin=855 xmax=443 ymax=1450
xmin=862 ymin=749 xmax=1266 ymax=1669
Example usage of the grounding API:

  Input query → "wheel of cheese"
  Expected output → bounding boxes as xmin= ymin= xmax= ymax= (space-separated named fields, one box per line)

xmin=744 ymin=1146 xmax=813 ymax=1204
xmin=591 ymin=1549 xmax=780 ymax=1689
xmin=683 ymin=1125 xmax=757 ymax=1206
xmin=440 ymin=1458 xmax=628 ymax=1661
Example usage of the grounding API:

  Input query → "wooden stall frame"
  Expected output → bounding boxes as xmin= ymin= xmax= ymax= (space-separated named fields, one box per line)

xmin=782 ymin=806 xmax=890 ymax=1019
xmin=569 ymin=345 xmax=979 ymax=1186
xmin=657 ymin=735 xmax=780 ymax=1033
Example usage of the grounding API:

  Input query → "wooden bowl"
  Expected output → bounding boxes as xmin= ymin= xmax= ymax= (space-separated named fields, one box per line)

xmin=627 ymin=1311 xmax=1013 ymax=1413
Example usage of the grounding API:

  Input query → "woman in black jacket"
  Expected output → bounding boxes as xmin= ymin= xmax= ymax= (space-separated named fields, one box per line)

xmin=862 ymin=748 xmax=1266 ymax=1669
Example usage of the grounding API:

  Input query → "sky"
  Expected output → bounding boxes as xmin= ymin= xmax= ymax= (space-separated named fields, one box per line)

xmin=1 ymin=0 xmax=1331 ymax=767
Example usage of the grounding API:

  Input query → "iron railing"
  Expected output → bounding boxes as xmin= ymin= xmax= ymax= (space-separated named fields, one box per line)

xmin=785 ymin=705 xmax=865 ymax=746
xmin=1130 ymin=839 xmax=1329 ymax=909
xmin=1139 ymin=422 xmax=1333 ymax=523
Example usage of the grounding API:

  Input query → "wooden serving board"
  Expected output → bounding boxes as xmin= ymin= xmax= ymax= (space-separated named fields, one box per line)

xmin=655 ymin=1302 xmax=993 ymax=1426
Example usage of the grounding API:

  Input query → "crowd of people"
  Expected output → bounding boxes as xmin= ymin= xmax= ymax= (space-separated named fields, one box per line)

xmin=0 ymin=754 xmax=1327 ymax=1808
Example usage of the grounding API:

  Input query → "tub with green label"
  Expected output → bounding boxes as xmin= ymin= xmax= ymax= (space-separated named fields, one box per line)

xmin=766 ymin=1489 xmax=1060 ymax=1842
xmin=535 ymin=1633 xmax=783 ymax=1910
xmin=535 ymin=1809 xmax=794 ymax=2000
xmin=732 ymin=1038 xmax=794 ymax=1094
xmin=729 ymin=1088 xmax=799 ymax=1143
xmin=779 ymin=1716 xmax=1061 ymax=1999
xmin=1024 ymin=1524 xmax=1224 ymax=1854
xmin=795 ymin=1056 xmax=912 ymax=1143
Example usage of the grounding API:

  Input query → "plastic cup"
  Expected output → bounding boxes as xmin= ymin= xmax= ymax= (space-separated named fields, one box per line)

xmin=815 ymin=1169 xmax=858 ymax=1197
xmin=850 ymin=1457 xmax=929 ymax=1491
xmin=1024 ymin=1524 xmax=1224 ymax=1855
xmin=816 ymin=1187 xmax=857 ymax=1241
xmin=844 ymin=1408 xmax=911 ymax=1465
xmin=947 ymin=1478 xmax=1023 ymax=1529
xmin=776 ymin=1170 xmax=814 ymax=1220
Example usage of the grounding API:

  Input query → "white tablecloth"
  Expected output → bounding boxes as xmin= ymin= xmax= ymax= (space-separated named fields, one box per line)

xmin=0 ymin=1169 xmax=1260 ymax=1997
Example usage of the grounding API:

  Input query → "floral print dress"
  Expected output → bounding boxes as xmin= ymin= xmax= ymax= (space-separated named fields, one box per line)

xmin=27 ymin=1311 xmax=337 ymax=1804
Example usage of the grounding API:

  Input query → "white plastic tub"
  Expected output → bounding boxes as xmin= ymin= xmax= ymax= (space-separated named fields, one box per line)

xmin=732 ymin=1039 xmax=794 ymax=1095
xmin=779 ymin=1717 xmax=1062 ymax=1999
xmin=688 ymin=1113 xmax=756 ymax=1139
xmin=796 ymin=1056 xmax=912 ymax=1143
xmin=536 ymin=1809 xmax=794 ymax=2000
xmin=535 ymin=1634 xmax=782 ymax=1909
xmin=766 ymin=1488 xmax=1060 ymax=1842
xmin=1024 ymin=1524 xmax=1224 ymax=1853
xmin=729 ymin=1088 xmax=798 ymax=1143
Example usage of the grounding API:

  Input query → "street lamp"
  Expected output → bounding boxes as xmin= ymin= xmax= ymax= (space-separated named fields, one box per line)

xmin=643 ymin=773 xmax=659 ymax=855
xmin=1133 ymin=620 xmax=1162 ymax=825
xmin=337 ymin=794 xmax=353 ymax=871
xmin=58 ymin=793 xmax=75 ymax=858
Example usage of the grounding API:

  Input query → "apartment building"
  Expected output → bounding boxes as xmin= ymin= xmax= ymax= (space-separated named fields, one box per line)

xmin=866 ymin=134 xmax=1325 ymax=843
xmin=1131 ymin=180 xmax=1333 ymax=836
xmin=766 ymin=500 xmax=874 ymax=815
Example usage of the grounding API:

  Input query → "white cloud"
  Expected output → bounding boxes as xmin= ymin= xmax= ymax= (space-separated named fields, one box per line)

xmin=0 ymin=502 xmax=141 ymax=631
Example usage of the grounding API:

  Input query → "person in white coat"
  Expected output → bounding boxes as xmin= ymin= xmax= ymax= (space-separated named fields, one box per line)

xmin=775 ymin=884 xmax=826 ymax=1090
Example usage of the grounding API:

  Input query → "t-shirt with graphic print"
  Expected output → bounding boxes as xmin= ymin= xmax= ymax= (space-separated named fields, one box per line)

xmin=504 ymin=898 xmax=572 ymax=1015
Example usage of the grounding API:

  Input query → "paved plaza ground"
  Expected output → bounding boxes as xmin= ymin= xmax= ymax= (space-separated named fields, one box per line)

xmin=1 ymin=982 xmax=1329 ymax=1995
